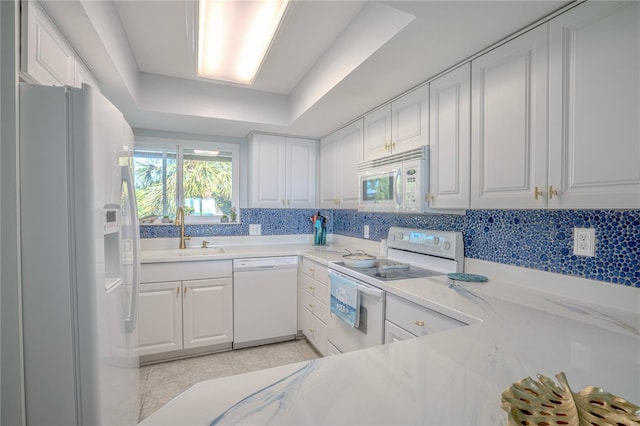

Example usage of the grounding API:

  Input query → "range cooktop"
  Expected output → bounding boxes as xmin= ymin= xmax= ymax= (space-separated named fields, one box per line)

xmin=333 ymin=259 xmax=443 ymax=282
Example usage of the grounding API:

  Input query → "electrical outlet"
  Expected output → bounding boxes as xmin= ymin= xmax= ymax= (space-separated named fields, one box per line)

xmin=573 ymin=228 xmax=595 ymax=257
xmin=249 ymin=224 xmax=261 ymax=236
xmin=364 ymin=224 xmax=370 ymax=239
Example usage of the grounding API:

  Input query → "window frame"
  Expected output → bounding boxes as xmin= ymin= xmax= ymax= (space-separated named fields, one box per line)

xmin=134 ymin=134 xmax=240 ymax=224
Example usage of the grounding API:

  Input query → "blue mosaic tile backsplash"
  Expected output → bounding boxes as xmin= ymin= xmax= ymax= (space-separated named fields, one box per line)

xmin=141 ymin=208 xmax=640 ymax=287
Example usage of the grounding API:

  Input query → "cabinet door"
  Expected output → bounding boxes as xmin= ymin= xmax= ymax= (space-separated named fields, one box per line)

xmin=392 ymin=84 xmax=429 ymax=154
xmin=384 ymin=320 xmax=415 ymax=344
xmin=249 ymin=134 xmax=286 ymax=208
xmin=285 ymin=137 xmax=317 ymax=208
xmin=429 ymin=64 xmax=471 ymax=209
xmin=319 ymin=134 xmax=339 ymax=208
xmin=182 ymin=278 xmax=233 ymax=349
xmin=548 ymin=1 xmax=640 ymax=209
xmin=74 ymin=59 xmax=99 ymax=90
xmin=471 ymin=25 xmax=549 ymax=209
xmin=302 ymin=308 xmax=327 ymax=356
xmin=337 ymin=119 xmax=363 ymax=208
xmin=363 ymin=104 xmax=392 ymax=161
xmin=21 ymin=1 xmax=75 ymax=86
xmin=137 ymin=282 xmax=182 ymax=356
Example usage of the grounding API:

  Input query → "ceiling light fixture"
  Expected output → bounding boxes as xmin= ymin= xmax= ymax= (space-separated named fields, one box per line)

xmin=197 ymin=0 xmax=289 ymax=85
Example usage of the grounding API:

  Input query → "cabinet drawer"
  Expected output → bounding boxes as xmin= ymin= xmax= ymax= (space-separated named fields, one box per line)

xmin=300 ymin=258 xmax=329 ymax=285
xmin=300 ymin=273 xmax=328 ymax=304
xmin=302 ymin=290 xmax=329 ymax=324
xmin=386 ymin=293 xmax=466 ymax=337
xmin=302 ymin=307 xmax=327 ymax=356
xmin=141 ymin=260 xmax=232 ymax=283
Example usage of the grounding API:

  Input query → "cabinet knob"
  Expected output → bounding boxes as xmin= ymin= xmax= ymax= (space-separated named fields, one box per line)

xmin=309 ymin=304 xmax=314 ymax=309
xmin=548 ymin=185 xmax=559 ymax=199
xmin=426 ymin=193 xmax=433 ymax=202
xmin=281 ymin=200 xmax=286 ymax=206
xmin=308 ymin=286 xmax=315 ymax=291
xmin=287 ymin=199 xmax=290 ymax=206
xmin=534 ymin=186 xmax=545 ymax=200
xmin=184 ymin=287 xmax=187 ymax=294
xmin=308 ymin=328 xmax=314 ymax=333
xmin=414 ymin=320 xmax=425 ymax=327
xmin=176 ymin=287 xmax=180 ymax=294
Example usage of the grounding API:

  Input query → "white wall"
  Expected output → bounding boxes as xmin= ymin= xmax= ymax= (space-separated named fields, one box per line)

xmin=1 ymin=0 xmax=24 ymax=424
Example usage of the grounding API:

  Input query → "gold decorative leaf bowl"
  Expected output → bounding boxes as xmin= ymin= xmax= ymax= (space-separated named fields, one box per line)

xmin=501 ymin=372 xmax=640 ymax=425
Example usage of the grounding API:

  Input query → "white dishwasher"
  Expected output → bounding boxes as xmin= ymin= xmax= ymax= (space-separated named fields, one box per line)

xmin=233 ymin=256 xmax=298 ymax=349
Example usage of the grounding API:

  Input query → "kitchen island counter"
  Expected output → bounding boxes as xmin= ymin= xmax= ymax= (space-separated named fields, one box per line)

xmin=140 ymin=258 xmax=640 ymax=425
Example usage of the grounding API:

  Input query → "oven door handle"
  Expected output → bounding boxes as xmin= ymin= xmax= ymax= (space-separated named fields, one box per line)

xmin=329 ymin=270 xmax=385 ymax=301
xmin=357 ymin=283 xmax=384 ymax=300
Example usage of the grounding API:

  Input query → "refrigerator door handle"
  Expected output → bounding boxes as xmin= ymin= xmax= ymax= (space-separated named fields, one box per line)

xmin=122 ymin=165 xmax=140 ymax=334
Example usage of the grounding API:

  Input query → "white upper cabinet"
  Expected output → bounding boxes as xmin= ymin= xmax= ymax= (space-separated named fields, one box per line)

xmin=471 ymin=25 xmax=549 ymax=209
xmin=21 ymin=1 xmax=75 ymax=86
xmin=364 ymin=85 xmax=429 ymax=161
xmin=319 ymin=119 xmax=363 ymax=209
xmin=547 ymin=1 xmax=640 ymax=209
xmin=22 ymin=1 xmax=99 ymax=90
xmin=363 ymin=104 xmax=391 ymax=161
xmin=249 ymin=133 xmax=317 ymax=208
xmin=428 ymin=63 xmax=471 ymax=209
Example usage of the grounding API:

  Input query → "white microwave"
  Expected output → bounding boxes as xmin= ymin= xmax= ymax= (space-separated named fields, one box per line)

xmin=358 ymin=146 xmax=429 ymax=212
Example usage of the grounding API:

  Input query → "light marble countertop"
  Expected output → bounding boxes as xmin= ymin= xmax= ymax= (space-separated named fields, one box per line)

xmin=139 ymin=238 xmax=640 ymax=425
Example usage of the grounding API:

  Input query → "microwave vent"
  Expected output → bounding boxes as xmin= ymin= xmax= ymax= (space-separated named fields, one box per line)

xmin=358 ymin=146 xmax=427 ymax=171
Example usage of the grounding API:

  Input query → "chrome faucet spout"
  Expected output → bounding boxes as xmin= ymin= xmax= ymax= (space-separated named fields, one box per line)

xmin=176 ymin=207 xmax=191 ymax=249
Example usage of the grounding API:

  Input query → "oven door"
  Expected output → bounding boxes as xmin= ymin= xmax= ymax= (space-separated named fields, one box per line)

xmin=327 ymin=271 xmax=385 ymax=354
xmin=358 ymin=164 xmax=402 ymax=212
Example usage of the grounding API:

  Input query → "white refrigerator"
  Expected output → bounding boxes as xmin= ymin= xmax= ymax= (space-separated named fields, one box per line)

xmin=19 ymin=83 xmax=140 ymax=425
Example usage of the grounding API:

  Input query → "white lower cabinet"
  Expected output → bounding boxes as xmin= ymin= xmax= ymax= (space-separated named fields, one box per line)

xmin=182 ymin=278 xmax=234 ymax=349
xmin=384 ymin=320 xmax=415 ymax=343
xmin=138 ymin=261 xmax=233 ymax=359
xmin=384 ymin=294 xmax=466 ymax=343
xmin=299 ymin=258 xmax=329 ymax=356
xmin=137 ymin=281 xmax=183 ymax=355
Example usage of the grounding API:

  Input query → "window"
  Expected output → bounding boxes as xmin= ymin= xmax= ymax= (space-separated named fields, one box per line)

xmin=133 ymin=138 xmax=239 ymax=223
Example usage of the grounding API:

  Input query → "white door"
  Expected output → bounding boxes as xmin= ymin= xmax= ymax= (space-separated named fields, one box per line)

xmin=471 ymin=25 xmax=549 ymax=209
xmin=364 ymin=104 xmax=392 ymax=160
xmin=137 ymin=281 xmax=182 ymax=356
xmin=392 ymin=84 xmax=429 ymax=154
xmin=337 ymin=119 xmax=363 ymax=208
xmin=319 ymin=133 xmax=339 ymax=208
xmin=183 ymin=278 xmax=233 ymax=349
xmin=249 ymin=133 xmax=286 ymax=208
xmin=429 ymin=63 xmax=471 ymax=209
xmin=285 ymin=137 xmax=317 ymax=208
xmin=548 ymin=1 xmax=640 ymax=209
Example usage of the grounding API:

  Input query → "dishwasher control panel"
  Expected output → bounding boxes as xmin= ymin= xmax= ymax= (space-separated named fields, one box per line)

xmin=233 ymin=256 xmax=299 ymax=269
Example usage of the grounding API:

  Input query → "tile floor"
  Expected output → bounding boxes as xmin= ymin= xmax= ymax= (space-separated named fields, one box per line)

xmin=137 ymin=338 xmax=322 ymax=422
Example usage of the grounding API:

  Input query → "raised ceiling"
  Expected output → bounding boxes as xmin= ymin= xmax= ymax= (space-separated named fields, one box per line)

xmin=41 ymin=0 xmax=572 ymax=139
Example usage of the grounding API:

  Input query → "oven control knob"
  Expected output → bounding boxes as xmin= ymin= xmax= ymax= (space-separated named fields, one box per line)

xmin=443 ymin=241 xmax=451 ymax=251
xmin=433 ymin=236 xmax=440 ymax=245
xmin=389 ymin=234 xmax=396 ymax=242
xmin=398 ymin=232 xmax=405 ymax=240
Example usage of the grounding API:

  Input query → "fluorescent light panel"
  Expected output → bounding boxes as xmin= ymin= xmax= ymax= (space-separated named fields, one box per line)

xmin=197 ymin=0 xmax=288 ymax=85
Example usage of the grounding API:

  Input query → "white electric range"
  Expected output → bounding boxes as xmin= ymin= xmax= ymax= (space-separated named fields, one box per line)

xmin=327 ymin=227 xmax=464 ymax=354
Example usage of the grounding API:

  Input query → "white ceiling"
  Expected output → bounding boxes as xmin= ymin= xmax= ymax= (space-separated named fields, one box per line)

xmin=41 ymin=0 xmax=572 ymax=140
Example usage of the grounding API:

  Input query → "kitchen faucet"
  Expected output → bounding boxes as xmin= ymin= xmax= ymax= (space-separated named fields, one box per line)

xmin=176 ymin=207 xmax=190 ymax=249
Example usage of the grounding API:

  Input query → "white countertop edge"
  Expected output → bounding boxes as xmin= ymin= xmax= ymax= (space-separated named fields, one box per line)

xmin=465 ymin=258 xmax=640 ymax=314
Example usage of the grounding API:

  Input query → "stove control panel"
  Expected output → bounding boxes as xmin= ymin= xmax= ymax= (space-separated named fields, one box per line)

xmin=387 ymin=227 xmax=463 ymax=261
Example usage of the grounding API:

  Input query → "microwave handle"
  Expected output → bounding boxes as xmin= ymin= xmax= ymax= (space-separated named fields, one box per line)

xmin=394 ymin=169 xmax=403 ymax=209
